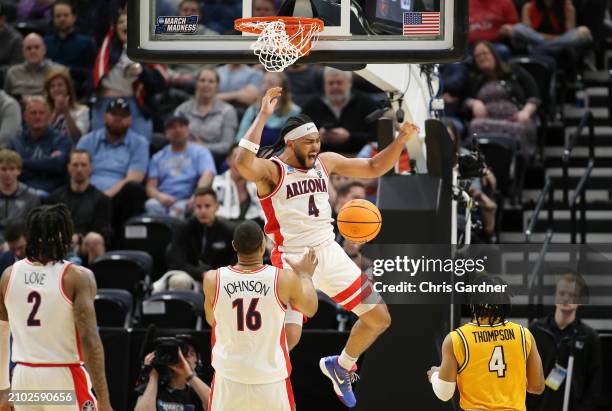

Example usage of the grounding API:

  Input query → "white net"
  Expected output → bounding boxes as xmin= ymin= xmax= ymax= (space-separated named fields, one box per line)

xmin=237 ymin=19 xmax=322 ymax=72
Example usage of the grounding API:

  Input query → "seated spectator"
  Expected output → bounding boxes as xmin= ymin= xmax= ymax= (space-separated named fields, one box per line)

xmin=0 ymin=4 xmax=23 ymax=82
xmin=44 ymin=68 xmax=90 ymax=143
xmin=0 ymin=149 xmax=40 ymax=237
xmin=177 ymin=0 xmax=218 ymax=35
xmin=216 ymin=64 xmax=264 ymax=110
xmin=468 ymin=0 xmax=519 ymax=60
xmin=285 ymin=64 xmax=323 ymax=107
xmin=3 ymin=33 xmax=65 ymax=101
xmin=92 ymin=7 xmax=167 ymax=140
xmin=45 ymin=149 xmax=111 ymax=265
xmin=0 ymin=220 xmax=26 ymax=273
xmin=174 ymin=69 xmax=238 ymax=164
xmin=8 ymin=96 xmax=72 ymax=194
xmin=527 ymin=272 xmax=602 ymax=411
xmin=77 ymin=97 xmax=149 ymax=237
xmin=439 ymin=62 xmax=469 ymax=136
xmin=0 ymin=90 xmax=21 ymax=146
xmin=512 ymin=0 xmax=592 ymax=58
xmin=235 ymin=72 xmax=301 ymax=146
xmin=465 ymin=41 xmax=540 ymax=159
xmin=44 ymin=0 xmax=96 ymax=96
xmin=252 ymin=0 xmax=277 ymax=16
xmin=302 ymin=67 xmax=378 ymax=154
xmin=145 ymin=115 xmax=217 ymax=218
xmin=212 ymin=144 xmax=264 ymax=224
xmin=166 ymin=187 xmax=236 ymax=281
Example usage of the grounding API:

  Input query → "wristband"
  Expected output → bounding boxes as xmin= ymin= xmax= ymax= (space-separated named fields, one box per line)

xmin=239 ymin=139 xmax=260 ymax=154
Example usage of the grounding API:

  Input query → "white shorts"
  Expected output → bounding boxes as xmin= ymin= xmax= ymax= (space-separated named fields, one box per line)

xmin=273 ymin=240 xmax=380 ymax=324
xmin=11 ymin=363 xmax=97 ymax=411
xmin=209 ymin=373 xmax=295 ymax=411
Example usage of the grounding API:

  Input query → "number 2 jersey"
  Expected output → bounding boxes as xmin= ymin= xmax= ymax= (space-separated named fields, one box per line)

xmin=451 ymin=321 xmax=533 ymax=411
xmin=4 ymin=259 xmax=82 ymax=365
xmin=260 ymin=156 xmax=334 ymax=256
xmin=211 ymin=265 xmax=291 ymax=384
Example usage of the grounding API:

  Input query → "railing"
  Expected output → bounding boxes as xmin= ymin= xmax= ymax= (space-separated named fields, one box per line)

xmin=526 ymin=229 xmax=554 ymax=322
xmin=562 ymin=110 xmax=595 ymax=244
xmin=524 ymin=177 xmax=554 ymax=243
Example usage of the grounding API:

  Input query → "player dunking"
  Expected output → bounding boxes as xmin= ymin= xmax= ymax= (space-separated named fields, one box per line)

xmin=235 ymin=87 xmax=418 ymax=407
xmin=203 ymin=220 xmax=319 ymax=411
xmin=0 ymin=205 xmax=112 ymax=411
xmin=427 ymin=276 xmax=545 ymax=410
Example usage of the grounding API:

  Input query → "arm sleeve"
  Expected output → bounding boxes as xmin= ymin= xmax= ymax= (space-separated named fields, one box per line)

xmin=91 ymin=194 xmax=113 ymax=241
xmin=235 ymin=105 xmax=256 ymax=141
xmin=196 ymin=148 xmax=217 ymax=176
xmin=205 ymin=106 xmax=238 ymax=156
xmin=577 ymin=333 xmax=603 ymax=411
xmin=505 ymin=0 xmax=519 ymax=24
xmin=22 ymin=137 xmax=72 ymax=173
xmin=514 ymin=65 xmax=541 ymax=108
xmin=74 ymin=106 xmax=91 ymax=135
xmin=0 ymin=100 xmax=22 ymax=145
xmin=128 ymin=137 xmax=150 ymax=174
xmin=147 ymin=153 xmax=160 ymax=180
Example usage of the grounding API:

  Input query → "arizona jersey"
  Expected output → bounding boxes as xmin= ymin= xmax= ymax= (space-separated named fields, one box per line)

xmin=452 ymin=321 xmax=532 ymax=411
xmin=211 ymin=265 xmax=291 ymax=384
xmin=260 ymin=156 xmax=334 ymax=254
xmin=4 ymin=259 xmax=82 ymax=364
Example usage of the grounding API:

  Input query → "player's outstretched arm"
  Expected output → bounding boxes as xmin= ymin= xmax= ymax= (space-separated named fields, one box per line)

xmin=0 ymin=267 xmax=11 ymax=397
xmin=203 ymin=269 xmax=217 ymax=327
xmin=427 ymin=333 xmax=458 ymax=402
xmin=235 ymin=87 xmax=282 ymax=184
xmin=319 ymin=122 xmax=419 ymax=178
xmin=71 ymin=267 xmax=113 ymax=411
xmin=526 ymin=333 xmax=545 ymax=394
xmin=282 ymin=248 xmax=319 ymax=318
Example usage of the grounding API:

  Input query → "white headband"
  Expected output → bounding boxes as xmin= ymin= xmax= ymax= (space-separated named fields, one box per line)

xmin=284 ymin=122 xmax=318 ymax=142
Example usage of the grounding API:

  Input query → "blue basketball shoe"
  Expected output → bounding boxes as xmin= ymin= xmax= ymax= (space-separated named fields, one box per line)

xmin=319 ymin=356 xmax=359 ymax=407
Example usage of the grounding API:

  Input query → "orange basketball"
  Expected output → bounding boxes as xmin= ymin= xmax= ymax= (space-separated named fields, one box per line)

xmin=337 ymin=199 xmax=382 ymax=243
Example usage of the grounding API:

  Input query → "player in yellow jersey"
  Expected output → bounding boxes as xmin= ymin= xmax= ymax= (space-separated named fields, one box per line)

xmin=427 ymin=276 xmax=545 ymax=410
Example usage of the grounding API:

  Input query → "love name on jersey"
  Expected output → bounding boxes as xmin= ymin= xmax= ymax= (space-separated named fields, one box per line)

xmin=224 ymin=280 xmax=271 ymax=298
xmin=286 ymin=178 xmax=328 ymax=199
xmin=23 ymin=271 xmax=46 ymax=286
xmin=472 ymin=328 xmax=516 ymax=343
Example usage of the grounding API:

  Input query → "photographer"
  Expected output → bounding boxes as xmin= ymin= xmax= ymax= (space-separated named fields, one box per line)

xmin=135 ymin=338 xmax=210 ymax=411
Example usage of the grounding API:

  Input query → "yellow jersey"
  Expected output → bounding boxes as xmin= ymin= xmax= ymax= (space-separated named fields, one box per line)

xmin=451 ymin=321 xmax=532 ymax=411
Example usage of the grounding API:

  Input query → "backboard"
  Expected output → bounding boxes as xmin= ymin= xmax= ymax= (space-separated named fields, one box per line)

xmin=127 ymin=0 xmax=467 ymax=65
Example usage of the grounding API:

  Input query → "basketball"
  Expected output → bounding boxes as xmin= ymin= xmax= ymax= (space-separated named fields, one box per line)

xmin=337 ymin=199 xmax=382 ymax=243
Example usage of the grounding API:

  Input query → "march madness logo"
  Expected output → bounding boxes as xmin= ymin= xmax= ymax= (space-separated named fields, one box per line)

xmin=82 ymin=400 xmax=95 ymax=411
xmin=155 ymin=15 xmax=198 ymax=34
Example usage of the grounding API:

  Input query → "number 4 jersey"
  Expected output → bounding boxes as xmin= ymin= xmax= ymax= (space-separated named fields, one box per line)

xmin=451 ymin=321 xmax=533 ymax=411
xmin=4 ymin=259 xmax=82 ymax=365
xmin=260 ymin=157 xmax=334 ymax=255
xmin=211 ymin=265 xmax=291 ymax=384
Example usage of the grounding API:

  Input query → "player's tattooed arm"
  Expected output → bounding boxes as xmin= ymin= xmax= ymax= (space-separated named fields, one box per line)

xmin=71 ymin=267 xmax=113 ymax=411
xmin=319 ymin=122 xmax=419 ymax=178
xmin=203 ymin=269 xmax=217 ymax=327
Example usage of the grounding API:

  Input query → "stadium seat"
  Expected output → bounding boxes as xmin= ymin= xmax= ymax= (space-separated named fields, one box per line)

xmin=95 ymin=289 xmax=133 ymax=328
xmin=304 ymin=293 xmax=340 ymax=330
xmin=89 ymin=250 xmax=153 ymax=296
xmin=140 ymin=291 xmax=204 ymax=330
xmin=122 ymin=215 xmax=180 ymax=281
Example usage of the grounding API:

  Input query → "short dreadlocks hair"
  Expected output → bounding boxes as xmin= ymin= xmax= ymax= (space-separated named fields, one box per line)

xmin=468 ymin=275 xmax=511 ymax=326
xmin=25 ymin=204 xmax=74 ymax=262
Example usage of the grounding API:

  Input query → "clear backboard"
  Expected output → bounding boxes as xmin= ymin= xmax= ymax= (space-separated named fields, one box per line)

xmin=127 ymin=0 xmax=467 ymax=65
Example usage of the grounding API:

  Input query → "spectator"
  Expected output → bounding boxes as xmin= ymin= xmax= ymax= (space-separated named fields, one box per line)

xmin=92 ymin=7 xmax=167 ymax=140
xmin=0 ymin=3 xmax=23 ymax=82
xmin=252 ymin=0 xmax=277 ymax=16
xmin=73 ymin=0 xmax=124 ymax=47
xmin=45 ymin=149 xmax=111 ymax=265
xmin=0 ymin=90 xmax=21 ymax=146
xmin=285 ymin=64 xmax=323 ymax=107
xmin=44 ymin=68 xmax=90 ymax=143
xmin=0 ymin=220 xmax=26 ymax=273
xmin=3 ymin=33 xmax=64 ymax=101
xmin=77 ymin=97 xmax=149 ymax=237
xmin=465 ymin=41 xmax=540 ymax=159
xmin=527 ymin=272 xmax=602 ymax=411
xmin=145 ymin=115 xmax=217 ymax=218
xmin=177 ymin=0 xmax=218 ymax=35
xmin=8 ymin=96 xmax=72 ymax=194
xmin=302 ymin=67 xmax=378 ymax=154
xmin=468 ymin=0 xmax=519 ymax=59
xmin=174 ymin=69 xmax=238 ymax=164
xmin=44 ymin=0 xmax=97 ymax=95
xmin=16 ymin=0 xmax=53 ymax=22
xmin=201 ymin=0 xmax=242 ymax=34
xmin=166 ymin=187 xmax=236 ymax=281
xmin=212 ymin=144 xmax=264 ymax=224
xmin=0 ymin=149 xmax=40 ymax=237
xmin=512 ymin=0 xmax=592 ymax=58
xmin=216 ymin=64 xmax=264 ymax=109
xmin=235 ymin=72 xmax=301 ymax=146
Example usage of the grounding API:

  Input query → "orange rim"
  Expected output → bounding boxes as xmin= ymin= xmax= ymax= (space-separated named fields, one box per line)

xmin=235 ymin=16 xmax=324 ymax=35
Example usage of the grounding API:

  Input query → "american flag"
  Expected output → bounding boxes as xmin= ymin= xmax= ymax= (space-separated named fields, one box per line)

xmin=402 ymin=12 xmax=441 ymax=37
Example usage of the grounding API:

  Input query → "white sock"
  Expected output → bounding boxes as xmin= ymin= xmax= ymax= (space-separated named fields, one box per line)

xmin=338 ymin=349 xmax=358 ymax=371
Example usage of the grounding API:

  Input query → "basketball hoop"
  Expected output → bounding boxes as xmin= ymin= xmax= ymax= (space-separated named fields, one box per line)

xmin=235 ymin=16 xmax=324 ymax=72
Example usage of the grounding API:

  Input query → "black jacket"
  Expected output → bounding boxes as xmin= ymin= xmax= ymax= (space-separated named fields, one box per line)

xmin=527 ymin=314 xmax=602 ymax=411
xmin=166 ymin=216 xmax=237 ymax=281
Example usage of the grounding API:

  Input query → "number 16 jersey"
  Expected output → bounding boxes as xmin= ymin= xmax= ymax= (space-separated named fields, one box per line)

xmin=260 ymin=157 xmax=334 ymax=252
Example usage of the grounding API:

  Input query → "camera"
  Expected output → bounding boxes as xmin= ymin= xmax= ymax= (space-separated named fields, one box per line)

xmin=151 ymin=335 xmax=194 ymax=370
xmin=457 ymin=143 xmax=487 ymax=180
